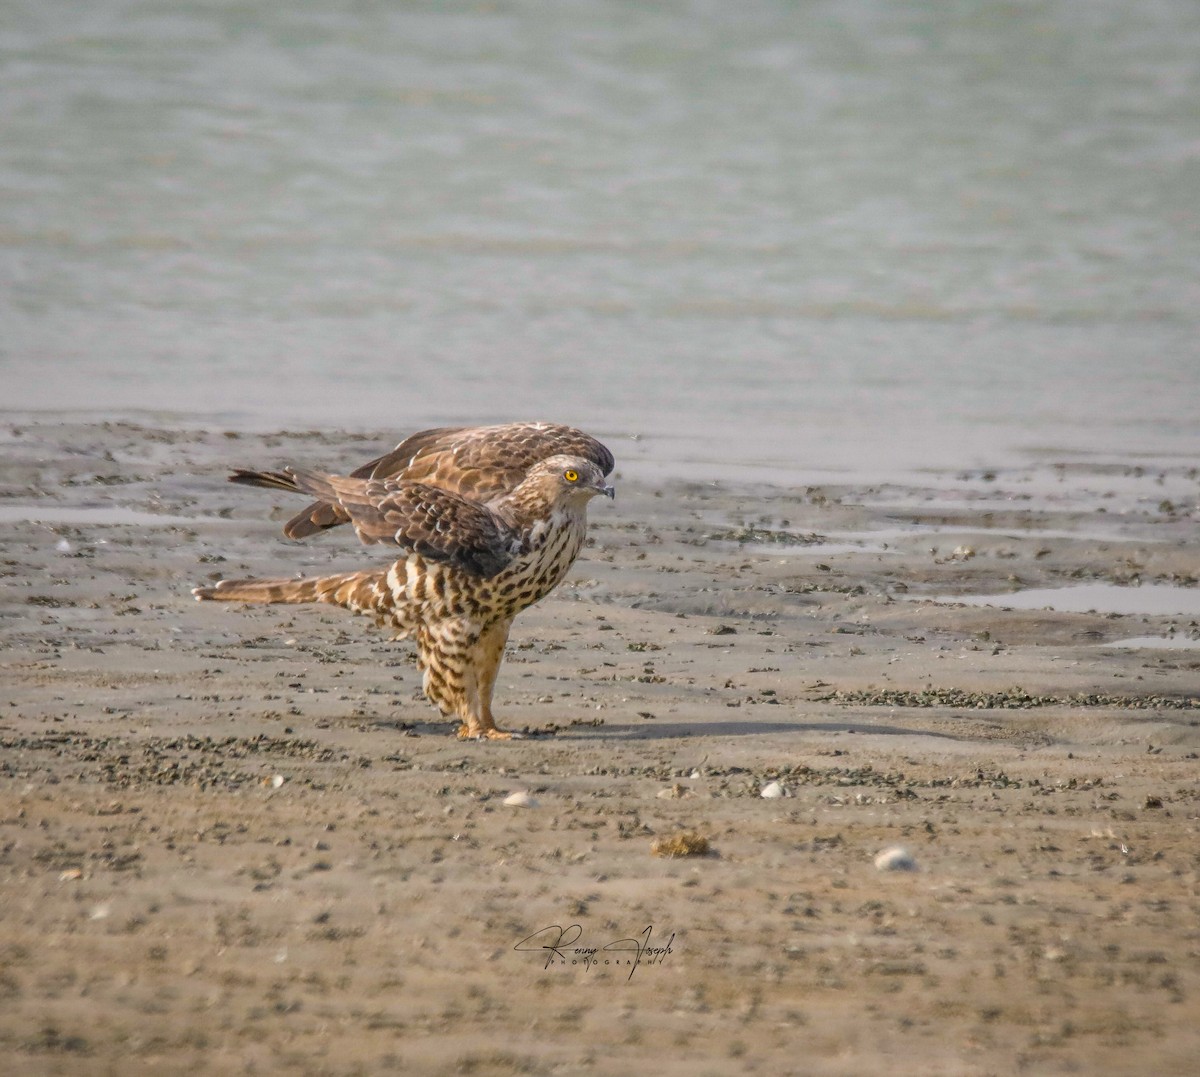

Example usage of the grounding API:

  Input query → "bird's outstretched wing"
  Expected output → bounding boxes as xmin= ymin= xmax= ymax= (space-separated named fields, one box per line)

xmin=266 ymin=468 xmax=519 ymax=577
xmin=281 ymin=422 xmax=614 ymax=540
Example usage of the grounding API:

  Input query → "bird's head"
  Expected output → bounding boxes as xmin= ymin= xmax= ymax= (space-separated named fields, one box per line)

xmin=531 ymin=455 xmax=615 ymax=505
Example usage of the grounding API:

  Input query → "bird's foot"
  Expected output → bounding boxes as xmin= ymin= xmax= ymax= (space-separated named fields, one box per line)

xmin=456 ymin=723 xmax=523 ymax=741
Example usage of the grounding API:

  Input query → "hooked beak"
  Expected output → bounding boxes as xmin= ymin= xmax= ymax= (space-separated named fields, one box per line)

xmin=599 ymin=482 xmax=615 ymax=501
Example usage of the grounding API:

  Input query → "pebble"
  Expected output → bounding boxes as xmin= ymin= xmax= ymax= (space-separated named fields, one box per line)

xmin=503 ymin=790 xmax=539 ymax=808
xmin=270 ymin=774 xmax=285 ymax=788
xmin=760 ymin=781 xmax=787 ymax=799
xmin=874 ymin=846 xmax=918 ymax=872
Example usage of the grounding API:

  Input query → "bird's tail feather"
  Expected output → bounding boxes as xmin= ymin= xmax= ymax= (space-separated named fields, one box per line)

xmin=192 ymin=569 xmax=390 ymax=611
xmin=228 ymin=468 xmax=304 ymax=494
xmin=227 ymin=467 xmax=356 ymax=541
xmin=228 ymin=467 xmax=348 ymax=500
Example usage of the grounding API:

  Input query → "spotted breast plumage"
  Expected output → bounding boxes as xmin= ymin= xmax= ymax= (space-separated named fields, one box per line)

xmin=193 ymin=422 xmax=615 ymax=739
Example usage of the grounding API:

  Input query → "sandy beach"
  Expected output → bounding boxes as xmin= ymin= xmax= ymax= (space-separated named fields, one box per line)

xmin=1 ymin=418 xmax=1197 ymax=1076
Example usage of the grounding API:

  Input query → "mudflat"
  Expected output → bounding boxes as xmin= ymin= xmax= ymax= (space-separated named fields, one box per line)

xmin=1 ymin=419 xmax=1197 ymax=1076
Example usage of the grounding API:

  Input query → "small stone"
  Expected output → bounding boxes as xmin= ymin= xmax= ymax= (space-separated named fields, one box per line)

xmin=503 ymin=791 xmax=539 ymax=808
xmin=269 ymin=774 xmax=285 ymax=789
xmin=760 ymin=781 xmax=787 ymax=799
xmin=874 ymin=846 xmax=918 ymax=872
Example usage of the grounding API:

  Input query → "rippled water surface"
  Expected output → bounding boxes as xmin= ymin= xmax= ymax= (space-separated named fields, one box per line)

xmin=3 ymin=1 xmax=1198 ymax=480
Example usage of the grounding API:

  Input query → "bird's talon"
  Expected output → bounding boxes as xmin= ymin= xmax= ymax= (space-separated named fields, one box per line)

xmin=455 ymin=725 xmax=520 ymax=741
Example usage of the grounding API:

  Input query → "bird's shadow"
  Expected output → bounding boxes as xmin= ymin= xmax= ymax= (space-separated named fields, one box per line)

xmin=365 ymin=717 xmax=963 ymax=742
xmin=583 ymin=719 xmax=963 ymax=741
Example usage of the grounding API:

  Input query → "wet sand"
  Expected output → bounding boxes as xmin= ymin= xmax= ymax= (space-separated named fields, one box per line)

xmin=1 ymin=419 xmax=1198 ymax=1076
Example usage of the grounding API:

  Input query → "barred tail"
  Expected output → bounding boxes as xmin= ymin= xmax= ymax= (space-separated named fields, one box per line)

xmin=228 ymin=468 xmax=305 ymax=494
xmin=227 ymin=466 xmax=355 ymax=540
xmin=192 ymin=569 xmax=392 ymax=614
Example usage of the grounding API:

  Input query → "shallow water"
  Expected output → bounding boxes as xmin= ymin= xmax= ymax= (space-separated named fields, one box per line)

xmin=1101 ymin=635 xmax=1200 ymax=650
xmin=3 ymin=1 xmax=1199 ymax=481
xmin=923 ymin=582 xmax=1200 ymax=617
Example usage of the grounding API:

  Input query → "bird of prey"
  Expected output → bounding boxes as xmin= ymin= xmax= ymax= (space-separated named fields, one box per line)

xmin=193 ymin=422 xmax=615 ymax=739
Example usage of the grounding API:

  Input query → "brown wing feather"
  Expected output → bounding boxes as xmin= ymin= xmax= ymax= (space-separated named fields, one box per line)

xmin=286 ymin=469 xmax=517 ymax=577
xmin=350 ymin=426 xmax=467 ymax=480
xmin=281 ymin=427 xmax=468 ymax=539
xmin=283 ymin=422 xmax=613 ymax=540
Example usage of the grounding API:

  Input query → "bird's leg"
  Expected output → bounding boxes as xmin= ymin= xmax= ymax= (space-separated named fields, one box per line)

xmin=469 ymin=619 xmax=514 ymax=739
xmin=417 ymin=620 xmax=516 ymax=741
xmin=456 ymin=619 xmax=516 ymax=740
xmin=416 ymin=623 xmax=468 ymax=730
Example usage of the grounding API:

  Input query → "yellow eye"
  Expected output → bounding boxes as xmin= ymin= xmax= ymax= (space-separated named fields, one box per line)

xmin=564 ymin=469 xmax=579 ymax=482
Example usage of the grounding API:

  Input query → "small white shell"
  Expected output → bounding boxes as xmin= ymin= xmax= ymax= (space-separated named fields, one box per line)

xmin=874 ymin=846 xmax=918 ymax=872
xmin=269 ymin=774 xmax=285 ymax=789
xmin=760 ymin=781 xmax=787 ymax=799
xmin=503 ymin=791 xmax=539 ymax=808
